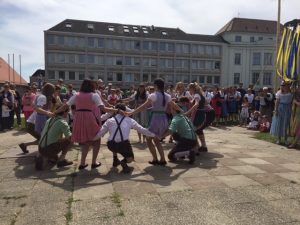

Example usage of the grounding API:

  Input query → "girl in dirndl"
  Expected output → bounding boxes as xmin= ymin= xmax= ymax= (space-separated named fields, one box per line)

xmin=185 ymin=83 xmax=207 ymax=152
xmin=130 ymin=79 xmax=178 ymax=166
xmin=34 ymin=83 xmax=56 ymax=135
xmin=56 ymin=79 xmax=122 ymax=170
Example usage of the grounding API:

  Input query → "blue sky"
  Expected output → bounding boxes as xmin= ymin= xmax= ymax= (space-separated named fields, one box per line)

xmin=0 ymin=0 xmax=299 ymax=82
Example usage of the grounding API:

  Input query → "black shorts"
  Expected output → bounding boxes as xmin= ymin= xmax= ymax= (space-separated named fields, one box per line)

xmin=26 ymin=122 xmax=40 ymax=140
xmin=168 ymin=137 xmax=197 ymax=160
xmin=107 ymin=140 xmax=134 ymax=159
xmin=196 ymin=110 xmax=215 ymax=135
xmin=39 ymin=139 xmax=71 ymax=161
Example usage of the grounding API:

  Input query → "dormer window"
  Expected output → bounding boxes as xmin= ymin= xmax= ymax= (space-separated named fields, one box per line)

xmin=162 ymin=31 xmax=167 ymax=36
xmin=123 ymin=25 xmax=129 ymax=28
xmin=65 ymin=23 xmax=72 ymax=28
xmin=124 ymin=28 xmax=130 ymax=33
xmin=133 ymin=29 xmax=139 ymax=33
xmin=87 ymin=24 xmax=94 ymax=30
xmin=143 ymin=30 xmax=149 ymax=34
xmin=108 ymin=26 xmax=115 ymax=32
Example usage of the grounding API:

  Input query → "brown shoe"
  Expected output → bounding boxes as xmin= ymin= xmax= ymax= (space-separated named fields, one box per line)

xmin=19 ymin=143 xmax=29 ymax=154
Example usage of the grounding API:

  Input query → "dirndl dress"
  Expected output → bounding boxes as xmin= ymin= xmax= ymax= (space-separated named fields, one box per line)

xmin=270 ymin=93 xmax=293 ymax=137
xmin=148 ymin=92 xmax=170 ymax=138
xmin=71 ymin=93 xmax=100 ymax=144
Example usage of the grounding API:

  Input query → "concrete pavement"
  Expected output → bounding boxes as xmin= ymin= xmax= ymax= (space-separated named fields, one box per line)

xmin=1 ymin=126 xmax=300 ymax=225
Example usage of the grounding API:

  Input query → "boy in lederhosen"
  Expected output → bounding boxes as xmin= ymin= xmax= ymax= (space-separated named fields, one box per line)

xmin=94 ymin=103 xmax=156 ymax=173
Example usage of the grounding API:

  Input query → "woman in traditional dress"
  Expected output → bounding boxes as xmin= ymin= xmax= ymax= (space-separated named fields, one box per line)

xmin=123 ymin=84 xmax=149 ymax=143
xmin=270 ymin=82 xmax=293 ymax=145
xmin=56 ymin=79 xmax=122 ymax=170
xmin=129 ymin=79 xmax=178 ymax=165
xmin=34 ymin=83 xmax=56 ymax=135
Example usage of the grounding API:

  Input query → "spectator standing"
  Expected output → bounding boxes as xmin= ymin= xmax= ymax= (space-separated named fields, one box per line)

xmin=259 ymin=87 xmax=274 ymax=117
xmin=22 ymin=86 xmax=36 ymax=120
xmin=270 ymin=82 xmax=293 ymax=145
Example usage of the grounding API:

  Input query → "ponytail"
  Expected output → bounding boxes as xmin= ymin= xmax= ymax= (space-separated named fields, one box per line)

xmin=161 ymin=89 xmax=166 ymax=106
xmin=154 ymin=78 xmax=166 ymax=107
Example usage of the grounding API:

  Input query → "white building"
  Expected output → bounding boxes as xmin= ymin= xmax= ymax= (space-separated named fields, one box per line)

xmin=217 ymin=18 xmax=280 ymax=89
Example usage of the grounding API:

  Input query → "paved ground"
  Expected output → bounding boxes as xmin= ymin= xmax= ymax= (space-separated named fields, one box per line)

xmin=1 ymin=126 xmax=300 ymax=225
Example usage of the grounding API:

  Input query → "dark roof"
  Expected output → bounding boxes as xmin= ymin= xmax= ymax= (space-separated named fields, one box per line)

xmin=31 ymin=69 xmax=45 ymax=77
xmin=48 ymin=19 xmax=226 ymax=43
xmin=216 ymin=18 xmax=283 ymax=35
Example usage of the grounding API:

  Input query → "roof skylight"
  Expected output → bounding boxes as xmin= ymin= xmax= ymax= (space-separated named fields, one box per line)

xmin=108 ymin=26 xmax=115 ymax=32
xmin=65 ymin=23 xmax=72 ymax=28
xmin=87 ymin=24 xmax=94 ymax=30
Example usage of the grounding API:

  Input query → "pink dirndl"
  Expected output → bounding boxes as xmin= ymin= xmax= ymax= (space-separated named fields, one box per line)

xmin=72 ymin=93 xmax=100 ymax=143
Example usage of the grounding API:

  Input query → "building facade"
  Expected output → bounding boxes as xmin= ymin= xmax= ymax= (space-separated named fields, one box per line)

xmin=44 ymin=19 xmax=225 ymax=89
xmin=44 ymin=18 xmax=279 ymax=89
xmin=217 ymin=18 xmax=280 ymax=89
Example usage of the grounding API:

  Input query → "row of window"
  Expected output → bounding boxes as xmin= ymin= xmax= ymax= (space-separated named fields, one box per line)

xmin=234 ymin=52 xmax=273 ymax=66
xmin=47 ymin=70 xmax=220 ymax=84
xmin=47 ymin=35 xmax=221 ymax=56
xmin=47 ymin=53 xmax=221 ymax=70
xmin=235 ymin=35 xmax=268 ymax=43
xmin=233 ymin=72 xmax=273 ymax=86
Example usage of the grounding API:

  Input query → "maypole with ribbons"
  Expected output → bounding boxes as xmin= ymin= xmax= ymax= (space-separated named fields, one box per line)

xmin=276 ymin=19 xmax=300 ymax=84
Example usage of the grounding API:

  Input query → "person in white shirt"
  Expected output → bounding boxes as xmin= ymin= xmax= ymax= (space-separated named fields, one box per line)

xmin=94 ymin=103 xmax=156 ymax=173
xmin=18 ymin=112 xmax=40 ymax=154
xmin=202 ymin=86 xmax=214 ymax=104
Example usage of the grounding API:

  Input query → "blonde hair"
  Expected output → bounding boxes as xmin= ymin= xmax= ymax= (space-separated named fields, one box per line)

xmin=188 ymin=82 xmax=203 ymax=96
xmin=175 ymin=82 xmax=185 ymax=92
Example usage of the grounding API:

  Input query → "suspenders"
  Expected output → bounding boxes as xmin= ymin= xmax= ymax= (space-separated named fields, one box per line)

xmin=182 ymin=115 xmax=196 ymax=140
xmin=112 ymin=116 xmax=126 ymax=142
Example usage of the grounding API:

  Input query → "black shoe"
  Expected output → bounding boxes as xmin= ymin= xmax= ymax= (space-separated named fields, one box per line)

xmin=78 ymin=164 xmax=88 ymax=170
xmin=198 ymin=146 xmax=208 ymax=152
xmin=120 ymin=162 xmax=133 ymax=173
xmin=91 ymin=162 xmax=101 ymax=169
xmin=158 ymin=161 xmax=167 ymax=166
xmin=148 ymin=160 xmax=159 ymax=165
xmin=113 ymin=158 xmax=121 ymax=167
xmin=57 ymin=160 xmax=73 ymax=168
xmin=19 ymin=143 xmax=29 ymax=154
xmin=35 ymin=155 xmax=44 ymax=171
xmin=122 ymin=167 xmax=133 ymax=173
xmin=188 ymin=150 xmax=196 ymax=164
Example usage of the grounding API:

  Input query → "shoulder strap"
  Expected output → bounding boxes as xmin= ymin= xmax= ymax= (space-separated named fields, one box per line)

xmin=39 ymin=118 xmax=59 ymax=147
xmin=182 ymin=115 xmax=196 ymax=140
xmin=112 ymin=116 xmax=126 ymax=142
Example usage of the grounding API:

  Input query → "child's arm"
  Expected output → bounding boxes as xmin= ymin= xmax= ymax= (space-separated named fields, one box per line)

xmin=131 ymin=119 xmax=155 ymax=138
xmin=101 ymin=112 xmax=113 ymax=121
xmin=93 ymin=121 xmax=109 ymax=140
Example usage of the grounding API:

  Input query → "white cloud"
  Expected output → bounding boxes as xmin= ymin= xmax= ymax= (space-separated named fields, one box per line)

xmin=0 ymin=0 xmax=299 ymax=81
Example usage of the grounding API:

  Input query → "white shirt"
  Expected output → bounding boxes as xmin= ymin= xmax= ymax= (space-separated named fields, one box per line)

xmin=94 ymin=114 xmax=155 ymax=142
xmin=2 ymin=105 xmax=10 ymax=117
xmin=245 ymin=93 xmax=254 ymax=104
xmin=204 ymin=91 xmax=213 ymax=103
xmin=36 ymin=95 xmax=47 ymax=107
xmin=176 ymin=91 xmax=192 ymax=100
xmin=148 ymin=92 xmax=171 ymax=103
xmin=67 ymin=93 xmax=104 ymax=107
xmin=27 ymin=111 xmax=37 ymax=124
